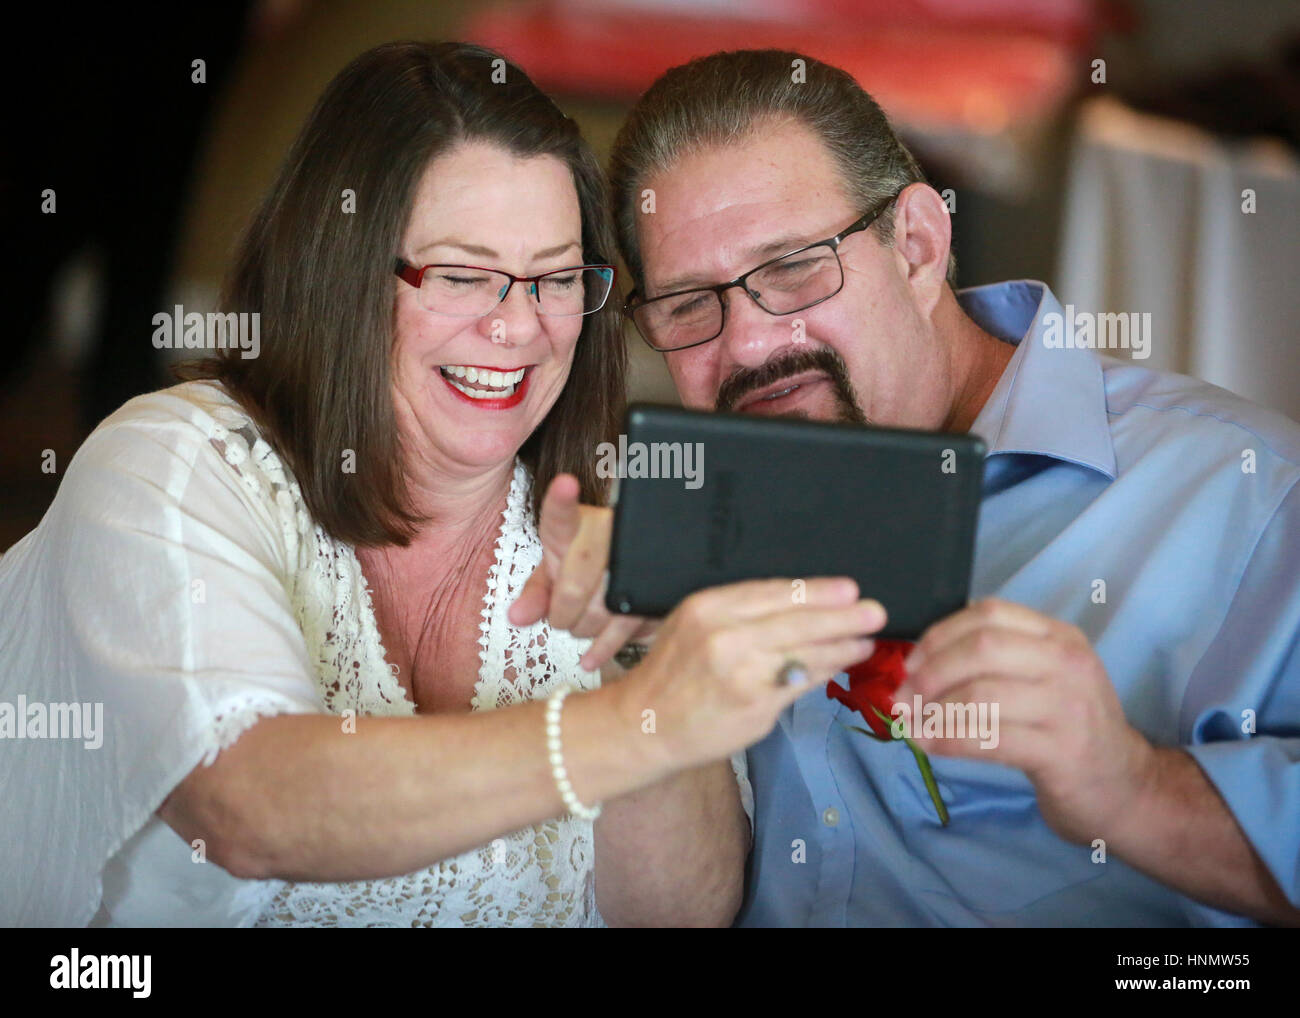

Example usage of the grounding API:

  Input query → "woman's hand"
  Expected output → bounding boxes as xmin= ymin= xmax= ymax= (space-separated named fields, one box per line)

xmin=508 ymin=473 xmax=658 ymax=670
xmin=621 ymin=577 xmax=886 ymax=771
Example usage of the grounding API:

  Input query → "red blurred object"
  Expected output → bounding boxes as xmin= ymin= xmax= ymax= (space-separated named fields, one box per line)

xmin=825 ymin=638 xmax=914 ymax=738
xmin=462 ymin=0 xmax=1112 ymax=131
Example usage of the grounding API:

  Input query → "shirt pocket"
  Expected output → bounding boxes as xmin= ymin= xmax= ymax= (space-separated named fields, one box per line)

xmin=890 ymin=752 xmax=1107 ymax=917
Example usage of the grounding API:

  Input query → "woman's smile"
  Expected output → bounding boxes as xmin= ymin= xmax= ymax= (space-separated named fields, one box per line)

xmin=436 ymin=362 xmax=535 ymax=409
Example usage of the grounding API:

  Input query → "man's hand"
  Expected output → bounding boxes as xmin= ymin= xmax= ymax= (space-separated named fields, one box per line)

xmin=508 ymin=473 xmax=658 ymax=671
xmin=896 ymin=597 xmax=1157 ymax=845
xmin=899 ymin=596 xmax=1300 ymax=925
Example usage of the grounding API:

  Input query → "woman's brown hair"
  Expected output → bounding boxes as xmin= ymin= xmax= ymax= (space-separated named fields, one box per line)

xmin=176 ymin=41 xmax=625 ymax=546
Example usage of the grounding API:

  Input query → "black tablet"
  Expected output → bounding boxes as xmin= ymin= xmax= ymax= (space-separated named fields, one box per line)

xmin=604 ymin=404 xmax=986 ymax=640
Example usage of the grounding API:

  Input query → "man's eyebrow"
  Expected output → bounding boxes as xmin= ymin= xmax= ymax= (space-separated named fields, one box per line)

xmin=413 ymin=239 xmax=581 ymax=261
xmin=651 ymin=234 xmax=815 ymax=294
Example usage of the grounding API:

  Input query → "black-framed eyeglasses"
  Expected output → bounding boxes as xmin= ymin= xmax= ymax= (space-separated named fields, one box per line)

xmin=624 ymin=193 xmax=899 ymax=352
xmin=395 ymin=259 xmax=616 ymax=317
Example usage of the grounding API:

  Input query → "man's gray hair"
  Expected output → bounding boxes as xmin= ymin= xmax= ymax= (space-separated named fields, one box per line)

xmin=609 ymin=49 xmax=955 ymax=290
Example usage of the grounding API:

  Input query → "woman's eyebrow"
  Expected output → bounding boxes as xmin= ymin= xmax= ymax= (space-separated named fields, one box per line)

xmin=412 ymin=239 xmax=581 ymax=261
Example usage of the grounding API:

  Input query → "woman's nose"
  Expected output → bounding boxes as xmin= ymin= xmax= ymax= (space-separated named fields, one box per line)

xmin=481 ymin=280 xmax=543 ymax=345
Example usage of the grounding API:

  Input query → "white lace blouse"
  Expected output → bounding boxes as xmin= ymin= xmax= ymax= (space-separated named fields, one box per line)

xmin=0 ymin=379 xmax=752 ymax=927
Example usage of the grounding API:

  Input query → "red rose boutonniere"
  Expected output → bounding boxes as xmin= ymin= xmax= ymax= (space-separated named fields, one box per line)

xmin=825 ymin=639 xmax=949 ymax=825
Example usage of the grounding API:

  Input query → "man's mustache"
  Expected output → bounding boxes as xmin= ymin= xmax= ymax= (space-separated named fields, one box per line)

xmin=715 ymin=346 xmax=868 ymax=424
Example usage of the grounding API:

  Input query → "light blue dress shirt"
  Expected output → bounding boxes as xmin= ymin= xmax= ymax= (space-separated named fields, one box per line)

xmin=736 ymin=280 xmax=1300 ymax=927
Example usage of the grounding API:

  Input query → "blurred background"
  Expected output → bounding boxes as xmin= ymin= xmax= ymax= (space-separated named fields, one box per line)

xmin=3 ymin=0 xmax=1298 ymax=551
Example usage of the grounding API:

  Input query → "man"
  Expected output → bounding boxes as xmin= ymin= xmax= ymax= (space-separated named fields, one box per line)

xmin=515 ymin=50 xmax=1300 ymax=926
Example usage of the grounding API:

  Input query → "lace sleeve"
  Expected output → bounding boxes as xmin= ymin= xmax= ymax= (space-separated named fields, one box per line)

xmin=0 ymin=392 xmax=325 ymax=926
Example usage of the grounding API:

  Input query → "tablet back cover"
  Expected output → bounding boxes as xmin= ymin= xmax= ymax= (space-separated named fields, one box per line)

xmin=606 ymin=404 xmax=986 ymax=639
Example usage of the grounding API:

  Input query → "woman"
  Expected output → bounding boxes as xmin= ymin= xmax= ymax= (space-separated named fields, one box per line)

xmin=0 ymin=41 xmax=882 ymax=927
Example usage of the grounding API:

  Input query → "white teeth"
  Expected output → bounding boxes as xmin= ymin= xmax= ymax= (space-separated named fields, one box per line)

xmin=438 ymin=365 xmax=528 ymax=404
xmin=439 ymin=366 xmax=526 ymax=385
xmin=762 ymin=385 xmax=798 ymax=401
xmin=444 ymin=376 xmax=519 ymax=400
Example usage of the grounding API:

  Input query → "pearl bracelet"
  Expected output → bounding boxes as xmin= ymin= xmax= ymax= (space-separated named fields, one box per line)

xmin=545 ymin=683 xmax=602 ymax=821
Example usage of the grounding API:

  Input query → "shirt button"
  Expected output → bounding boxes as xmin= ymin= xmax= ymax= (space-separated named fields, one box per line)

xmin=822 ymin=807 xmax=840 ymax=827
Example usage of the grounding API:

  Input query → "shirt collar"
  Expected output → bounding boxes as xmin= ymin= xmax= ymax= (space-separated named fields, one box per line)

xmin=961 ymin=280 xmax=1117 ymax=480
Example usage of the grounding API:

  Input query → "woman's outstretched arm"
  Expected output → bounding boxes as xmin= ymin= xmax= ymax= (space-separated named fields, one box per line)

xmin=158 ymin=682 xmax=654 ymax=882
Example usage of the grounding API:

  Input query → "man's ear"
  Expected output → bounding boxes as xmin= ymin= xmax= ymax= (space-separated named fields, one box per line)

xmin=890 ymin=182 xmax=951 ymax=316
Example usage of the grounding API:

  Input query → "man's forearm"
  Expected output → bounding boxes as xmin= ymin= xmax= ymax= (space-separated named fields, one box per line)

xmin=594 ymin=757 xmax=748 ymax=926
xmin=1108 ymin=747 xmax=1300 ymax=926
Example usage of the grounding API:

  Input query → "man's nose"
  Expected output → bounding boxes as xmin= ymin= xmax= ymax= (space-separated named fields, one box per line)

xmin=479 ymin=280 xmax=543 ymax=346
xmin=715 ymin=286 xmax=793 ymax=369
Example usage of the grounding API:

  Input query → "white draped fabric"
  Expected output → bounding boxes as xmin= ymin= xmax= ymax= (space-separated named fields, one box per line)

xmin=1057 ymin=96 xmax=1300 ymax=423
